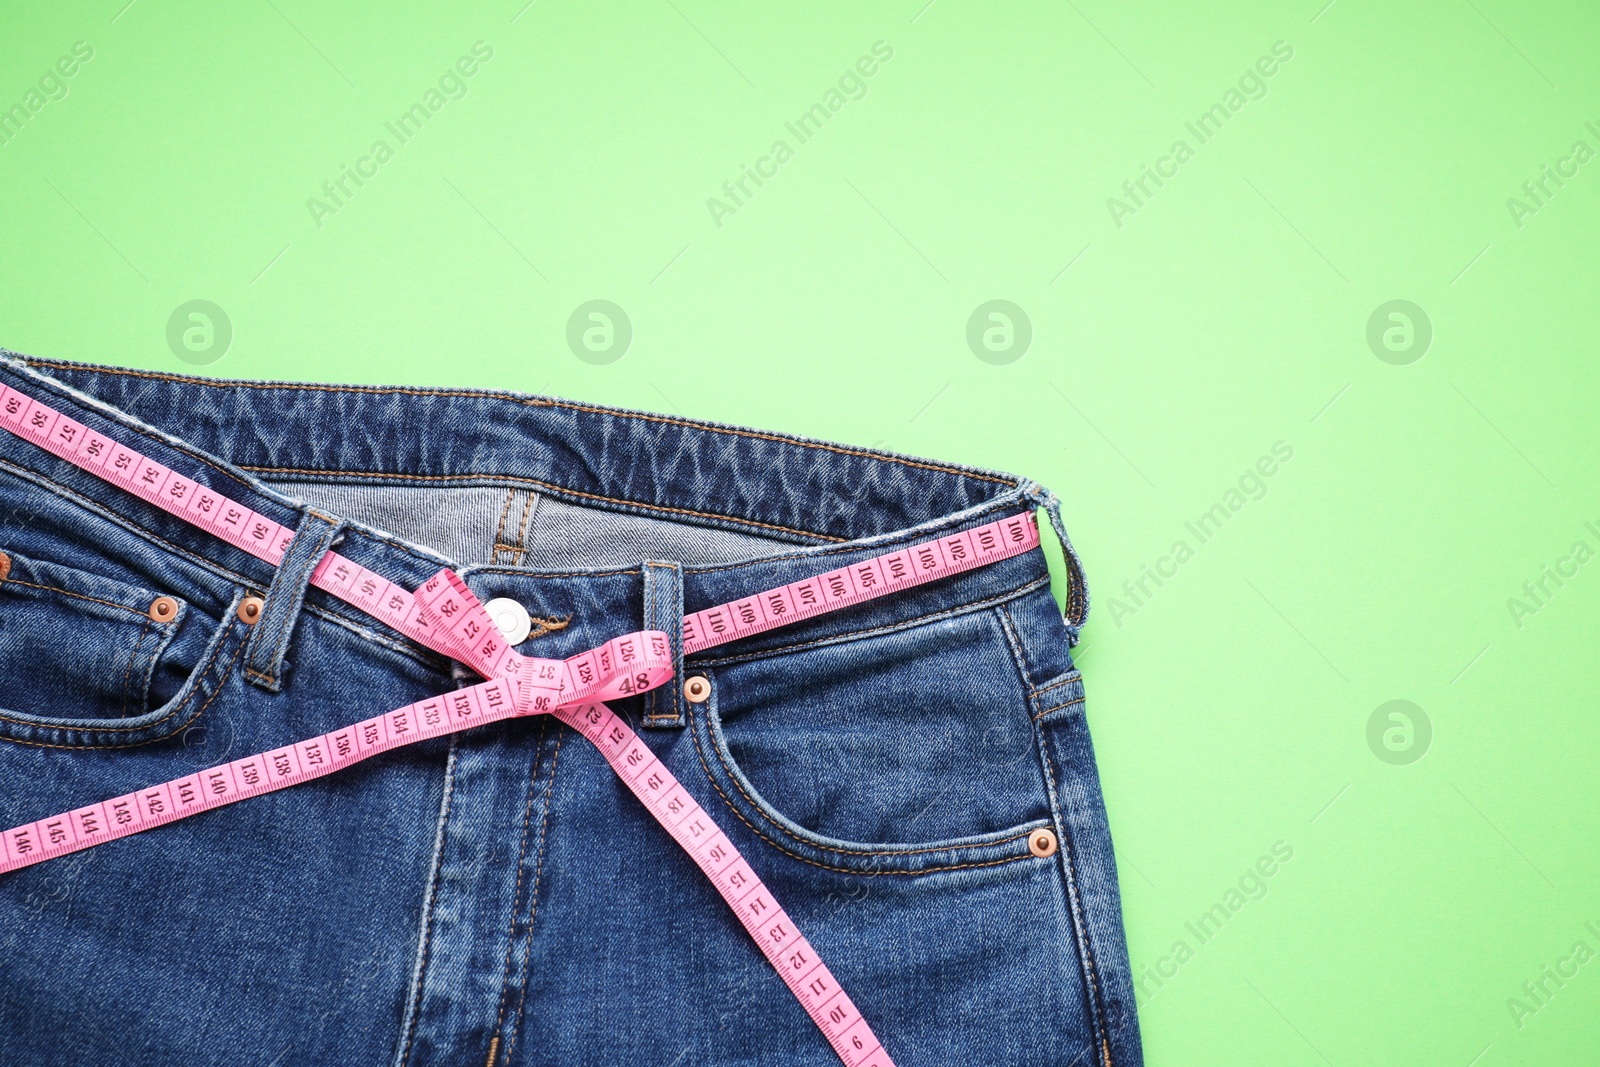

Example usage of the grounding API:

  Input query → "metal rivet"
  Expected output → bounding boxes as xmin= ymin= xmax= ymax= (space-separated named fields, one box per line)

xmin=149 ymin=596 xmax=179 ymax=622
xmin=483 ymin=597 xmax=533 ymax=645
xmin=683 ymin=675 xmax=711 ymax=703
xmin=237 ymin=596 xmax=265 ymax=624
xmin=1028 ymin=828 xmax=1058 ymax=858
xmin=0 ymin=550 xmax=11 ymax=583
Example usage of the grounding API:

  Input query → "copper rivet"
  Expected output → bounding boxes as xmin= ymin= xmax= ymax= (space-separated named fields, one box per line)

xmin=0 ymin=550 xmax=11 ymax=583
xmin=237 ymin=596 xmax=265 ymax=624
xmin=148 ymin=596 xmax=179 ymax=623
xmin=1029 ymin=828 xmax=1058 ymax=858
xmin=684 ymin=675 xmax=711 ymax=703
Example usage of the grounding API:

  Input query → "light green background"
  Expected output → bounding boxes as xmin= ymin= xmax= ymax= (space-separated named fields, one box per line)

xmin=3 ymin=2 xmax=1598 ymax=1063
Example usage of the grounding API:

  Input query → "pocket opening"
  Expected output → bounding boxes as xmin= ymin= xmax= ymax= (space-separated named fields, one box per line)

xmin=686 ymin=608 xmax=1056 ymax=876
xmin=0 ymin=547 xmax=243 ymax=748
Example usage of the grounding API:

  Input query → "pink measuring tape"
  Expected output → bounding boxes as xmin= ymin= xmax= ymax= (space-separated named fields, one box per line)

xmin=0 ymin=382 xmax=1043 ymax=1066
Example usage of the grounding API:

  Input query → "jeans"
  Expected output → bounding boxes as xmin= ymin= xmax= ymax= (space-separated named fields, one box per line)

xmin=0 ymin=353 xmax=1142 ymax=1066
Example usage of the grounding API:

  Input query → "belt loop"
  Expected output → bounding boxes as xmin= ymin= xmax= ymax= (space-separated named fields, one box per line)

xmin=641 ymin=560 xmax=685 ymax=728
xmin=1019 ymin=481 xmax=1091 ymax=642
xmin=242 ymin=509 xmax=346 ymax=692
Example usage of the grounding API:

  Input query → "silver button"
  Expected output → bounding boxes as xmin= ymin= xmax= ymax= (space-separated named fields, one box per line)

xmin=483 ymin=597 xmax=533 ymax=644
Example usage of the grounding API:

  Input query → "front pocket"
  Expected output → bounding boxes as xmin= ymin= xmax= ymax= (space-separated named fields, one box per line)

xmin=689 ymin=607 xmax=1054 ymax=875
xmin=0 ymin=547 xmax=189 ymax=720
xmin=0 ymin=547 xmax=240 ymax=748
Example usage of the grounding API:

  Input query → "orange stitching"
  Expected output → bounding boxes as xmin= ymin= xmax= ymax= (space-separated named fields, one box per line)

xmin=0 ymin=456 xmax=270 ymax=588
xmin=1032 ymin=697 xmax=1086 ymax=720
xmin=690 ymin=575 xmax=1050 ymax=668
xmin=689 ymin=719 xmax=1035 ymax=876
xmin=4 ymin=424 xmax=1037 ymax=691
xmin=1 ymin=410 xmax=450 ymax=583
xmin=505 ymin=503 xmax=1027 ymax=583
xmin=0 ymin=634 xmax=245 ymax=749
xmin=707 ymin=703 xmax=1035 ymax=857
xmin=477 ymin=500 xmax=1029 ymax=583
xmin=539 ymin=402 xmax=1015 ymax=485
xmin=523 ymin=614 xmax=570 ymax=640
xmin=0 ymin=613 xmax=240 ymax=734
xmin=3 ymin=576 xmax=149 ymax=617
xmin=687 ymin=696 xmax=1037 ymax=872
xmin=22 ymin=360 xmax=511 ymax=398
xmin=501 ymin=728 xmax=564 ymax=1064
xmin=685 ymin=502 xmax=1032 ymax=576
xmin=475 ymin=563 xmax=639 ymax=579
xmin=1030 ymin=672 xmax=1082 ymax=699
xmin=0 ymin=458 xmax=441 ymax=668
xmin=487 ymin=717 xmax=548 ymax=1059
xmin=1004 ymin=602 xmax=1087 ymax=719
xmin=1037 ymin=725 xmax=1114 ymax=1058
xmin=6 ymin=371 xmax=267 ymax=497
xmin=240 ymin=465 xmax=847 ymax=543
xmin=246 ymin=470 xmax=1034 ymax=560
xmin=261 ymin=496 xmax=1024 ymax=608
xmin=13 ymin=363 xmax=1030 ymax=589
xmin=397 ymin=740 xmax=460 ymax=1067
xmin=513 ymin=491 xmax=535 ymax=564
xmin=119 ymin=615 xmax=153 ymax=716
xmin=491 ymin=489 xmax=516 ymax=564
xmin=24 ymin=358 xmax=1016 ymax=486
xmin=642 ymin=560 xmax=679 ymax=725
xmin=994 ymin=602 xmax=1032 ymax=692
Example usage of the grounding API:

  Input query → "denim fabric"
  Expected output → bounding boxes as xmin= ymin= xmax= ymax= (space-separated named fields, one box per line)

xmin=0 ymin=353 xmax=1141 ymax=1067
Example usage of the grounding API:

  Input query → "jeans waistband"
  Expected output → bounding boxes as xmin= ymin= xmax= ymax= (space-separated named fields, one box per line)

xmin=0 ymin=354 xmax=1086 ymax=662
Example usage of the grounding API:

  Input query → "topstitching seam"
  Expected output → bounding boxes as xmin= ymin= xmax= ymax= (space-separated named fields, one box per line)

xmin=20 ymin=359 xmax=1016 ymax=486
xmin=491 ymin=488 xmax=516 ymax=566
xmin=512 ymin=491 xmax=535 ymax=564
xmin=0 ymin=457 xmax=445 ymax=668
xmin=500 ymin=728 xmax=565 ymax=1064
xmin=240 ymin=466 xmax=847 ymax=543
xmin=689 ymin=575 xmax=1049 ymax=668
xmin=488 ymin=717 xmax=546 ymax=1059
xmin=0 ymin=633 xmax=245 ymax=749
xmin=1 ymin=576 xmax=150 ymax=616
xmin=686 ymin=703 xmax=1035 ymax=876
xmin=118 ymin=616 xmax=153 ymax=717
xmin=396 ymin=737 xmax=460 ymax=1067
xmin=1031 ymin=672 xmax=1082 ymax=699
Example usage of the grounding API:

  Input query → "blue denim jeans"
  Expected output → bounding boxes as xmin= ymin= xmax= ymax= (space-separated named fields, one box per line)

xmin=0 ymin=353 xmax=1142 ymax=1067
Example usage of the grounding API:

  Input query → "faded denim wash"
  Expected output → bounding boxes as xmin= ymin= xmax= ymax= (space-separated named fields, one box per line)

xmin=0 ymin=353 xmax=1142 ymax=1066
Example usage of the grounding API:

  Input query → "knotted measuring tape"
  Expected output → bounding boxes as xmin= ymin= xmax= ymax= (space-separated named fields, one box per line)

xmin=0 ymin=379 xmax=1047 ymax=1065
xmin=412 ymin=568 xmax=898 ymax=1065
